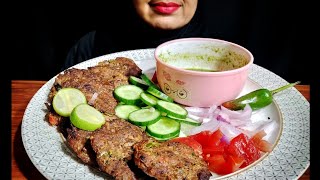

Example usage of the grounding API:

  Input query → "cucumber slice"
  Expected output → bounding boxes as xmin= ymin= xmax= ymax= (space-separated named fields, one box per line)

xmin=167 ymin=115 xmax=201 ymax=126
xmin=146 ymin=132 xmax=179 ymax=141
xmin=156 ymin=100 xmax=188 ymax=119
xmin=70 ymin=103 xmax=106 ymax=131
xmin=141 ymin=74 xmax=160 ymax=90
xmin=128 ymin=108 xmax=161 ymax=126
xmin=52 ymin=88 xmax=87 ymax=117
xmin=140 ymin=92 xmax=159 ymax=106
xmin=129 ymin=76 xmax=149 ymax=89
xmin=114 ymin=84 xmax=144 ymax=105
xmin=180 ymin=123 xmax=199 ymax=136
xmin=146 ymin=86 xmax=173 ymax=102
xmin=115 ymin=104 xmax=140 ymax=120
xmin=146 ymin=117 xmax=180 ymax=139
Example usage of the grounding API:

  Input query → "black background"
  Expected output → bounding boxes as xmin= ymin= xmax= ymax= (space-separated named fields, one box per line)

xmin=10 ymin=1 xmax=310 ymax=84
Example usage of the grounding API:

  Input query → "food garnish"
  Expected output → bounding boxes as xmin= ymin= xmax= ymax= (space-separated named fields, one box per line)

xmin=52 ymin=88 xmax=87 ymax=117
xmin=222 ymin=81 xmax=301 ymax=111
xmin=70 ymin=103 xmax=105 ymax=131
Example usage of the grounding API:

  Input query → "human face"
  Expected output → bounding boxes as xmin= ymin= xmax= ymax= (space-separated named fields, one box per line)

xmin=133 ymin=0 xmax=198 ymax=30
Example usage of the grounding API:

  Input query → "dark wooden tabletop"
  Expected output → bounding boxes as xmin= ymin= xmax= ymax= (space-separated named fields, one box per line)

xmin=11 ymin=80 xmax=310 ymax=180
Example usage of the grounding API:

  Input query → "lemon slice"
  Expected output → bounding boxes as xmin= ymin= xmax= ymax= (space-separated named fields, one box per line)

xmin=70 ymin=103 xmax=106 ymax=131
xmin=52 ymin=88 xmax=87 ymax=117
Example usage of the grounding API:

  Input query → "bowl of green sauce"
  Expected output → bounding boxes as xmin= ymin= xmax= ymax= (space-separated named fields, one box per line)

xmin=155 ymin=38 xmax=254 ymax=107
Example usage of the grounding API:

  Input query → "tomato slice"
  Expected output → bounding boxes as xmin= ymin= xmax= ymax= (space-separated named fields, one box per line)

xmin=207 ymin=129 xmax=224 ymax=147
xmin=250 ymin=130 xmax=272 ymax=152
xmin=189 ymin=129 xmax=224 ymax=148
xmin=226 ymin=154 xmax=245 ymax=172
xmin=207 ymin=154 xmax=244 ymax=175
xmin=189 ymin=130 xmax=212 ymax=147
xmin=202 ymin=146 xmax=225 ymax=155
xmin=170 ymin=137 xmax=203 ymax=156
xmin=227 ymin=133 xmax=261 ymax=168
xmin=207 ymin=154 xmax=226 ymax=174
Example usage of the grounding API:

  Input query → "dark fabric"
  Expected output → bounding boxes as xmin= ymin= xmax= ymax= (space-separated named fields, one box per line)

xmin=13 ymin=1 xmax=309 ymax=84
xmin=62 ymin=1 xmax=207 ymax=70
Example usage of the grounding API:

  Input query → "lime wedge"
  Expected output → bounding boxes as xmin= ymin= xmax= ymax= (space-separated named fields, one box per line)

xmin=52 ymin=88 xmax=87 ymax=117
xmin=70 ymin=104 xmax=106 ymax=131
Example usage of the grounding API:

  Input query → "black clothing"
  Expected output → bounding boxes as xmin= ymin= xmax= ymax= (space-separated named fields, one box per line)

xmin=62 ymin=2 xmax=208 ymax=70
xmin=13 ymin=1 xmax=308 ymax=84
xmin=61 ymin=1 xmax=308 ymax=84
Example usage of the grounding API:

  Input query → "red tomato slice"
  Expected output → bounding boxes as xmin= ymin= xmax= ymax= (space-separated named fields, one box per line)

xmin=227 ymin=133 xmax=261 ymax=168
xmin=170 ymin=137 xmax=203 ymax=156
xmin=189 ymin=129 xmax=224 ymax=148
xmin=207 ymin=154 xmax=244 ymax=175
xmin=226 ymin=154 xmax=245 ymax=172
xmin=189 ymin=130 xmax=212 ymax=147
xmin=207 ymin=129 xmax=224 ymax=147
xmin=207 ymin=154 xmax=227 ymax=174
xmin=250 ymin=130 xmax=272 ymax=152
xmin=202 ymin=146 xmax=225 ymax=155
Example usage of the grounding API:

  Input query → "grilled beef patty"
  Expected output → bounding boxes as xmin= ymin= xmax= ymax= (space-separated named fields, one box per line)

xmin=133 ymin=139 xmax=212 ymax=180
xmin=46 ymin=57 xmax=144 ymax=178
xmin=46 ymin=57 xmax=212 ymax=179
xmin=91 ymin=119 xmax=149 ymax=180
xmin=48 ymin=57 xmax=141 ymax=118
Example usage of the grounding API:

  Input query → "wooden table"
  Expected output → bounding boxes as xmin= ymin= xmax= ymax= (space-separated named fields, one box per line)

xmin=11 ymin=80 xmax=310 ymax=180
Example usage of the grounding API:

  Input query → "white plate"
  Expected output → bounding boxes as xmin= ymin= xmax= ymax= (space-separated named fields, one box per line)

xmin=21 ymin=49 xmax=310 ymax=180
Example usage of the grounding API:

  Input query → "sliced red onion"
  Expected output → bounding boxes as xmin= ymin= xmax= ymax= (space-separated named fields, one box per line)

xmin=189 ymin=119 xmax=220 ymax=135
xmin=208 ymin=104 xmax=218 ymax=114
xmin=237 ymin=118 xmax=272 ymax=138
xmin=221 ymin=134 xmax=230 ymax=144
xmin=216 ymin=115 xmax=230 ymax=124
xmin=208 ymin=105 xmax=219 ymax=121
xmin=219 ymin=121 xmax=243 ymax=140
xmin=260 ymin=121 xmax=279 ymax=144
xmin=187 ymin=114 xmax=205 ymax=123
xmin=185 ymin=107 xmax=210 ymax=117
xmin=88 ymin=92 xmax=98 ymax=105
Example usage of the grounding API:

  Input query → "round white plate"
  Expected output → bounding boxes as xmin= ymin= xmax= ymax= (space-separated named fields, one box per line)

xmin=21 ymin=49 xmax=310 ymax=180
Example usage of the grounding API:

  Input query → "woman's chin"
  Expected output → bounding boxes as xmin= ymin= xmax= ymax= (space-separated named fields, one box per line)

xmin=150 ymin=18 xmax=186 ymax=30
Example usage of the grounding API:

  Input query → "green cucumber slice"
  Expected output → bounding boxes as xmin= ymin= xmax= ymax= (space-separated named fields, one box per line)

xmin=114 ymin=84 xmax=143 ymax=105
xmin=146 ymin=117 xmax=180 ymax=139
xmin=156 ymin=100 xmax=187 ymax=119
xmin=129 ymin=76 xmax=149 ymax=89
xmin=167 ymin=115 xmax=201 ymax=126
xmin=146 ymin=132 xmax=179 ymax=141
xmin=141 ymin=74 xmax=160 ymax=90
xmin=146 ymin=86 xmax=173 ymax=102
xmin=128 ymin=108 xmax=161 ymax=126
xmin=140 ymin=92 xmax=159 ymax=106
xmin=180 ymin=123 xmax=199 ymax=136
xmin=115 ymin=104 xmax=140 ymax=120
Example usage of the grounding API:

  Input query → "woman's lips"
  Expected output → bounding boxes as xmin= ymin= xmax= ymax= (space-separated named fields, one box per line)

xmin=150 ymin=2 xmax=181 ymax=14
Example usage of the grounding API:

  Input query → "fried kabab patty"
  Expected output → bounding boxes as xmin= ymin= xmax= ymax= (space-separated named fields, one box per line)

xmin=45 ymin=57 xmax=144 ymax=177
xmin=66 ymin=126 xmax=97 ymax=166
xmin=48 ymin=57 xmax=142 ymax=119
xmin=91 ymin=118 xmax=148 ymax=180
xmin=134 ymin=139 xmax=212 ymax=180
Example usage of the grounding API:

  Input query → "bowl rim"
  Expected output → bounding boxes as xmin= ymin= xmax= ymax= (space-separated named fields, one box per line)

xmin=154 ymin=38 xmax=254 ymax=76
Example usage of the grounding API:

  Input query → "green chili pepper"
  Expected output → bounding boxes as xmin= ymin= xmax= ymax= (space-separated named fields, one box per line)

xmin=222 ymin=81 xmax=301 ymax=111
